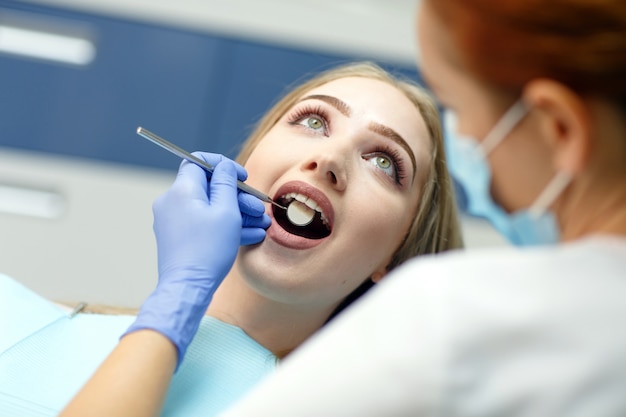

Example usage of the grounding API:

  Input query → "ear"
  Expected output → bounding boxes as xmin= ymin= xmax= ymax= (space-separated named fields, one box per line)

xmin=522 ymin=79 xmax=593 ymax=174
xmin=370 ymin=268 xmax=387 ymax=284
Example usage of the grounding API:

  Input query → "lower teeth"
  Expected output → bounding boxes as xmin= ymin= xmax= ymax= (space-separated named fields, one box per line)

xmin=286 ymin=201 xmax=315 ymax=226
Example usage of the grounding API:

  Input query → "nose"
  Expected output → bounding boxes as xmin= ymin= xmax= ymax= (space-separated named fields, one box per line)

xmin=302 ymin=152 xmax=348 ymax=192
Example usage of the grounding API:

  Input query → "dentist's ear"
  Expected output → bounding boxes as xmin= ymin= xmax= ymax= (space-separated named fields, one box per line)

xmin=522 ymin=79 xmax=593 ymax=175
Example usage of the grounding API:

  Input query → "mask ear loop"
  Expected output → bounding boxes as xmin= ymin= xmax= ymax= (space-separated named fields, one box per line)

xmin=481 ymin=100 xmax=530 ymax=155
xmin=528 ymin=171 xmax=572 ymax=218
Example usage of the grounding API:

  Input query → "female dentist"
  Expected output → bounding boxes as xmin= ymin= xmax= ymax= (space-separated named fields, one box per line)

xmin=217 ymin=0 xmax=626 ymax=415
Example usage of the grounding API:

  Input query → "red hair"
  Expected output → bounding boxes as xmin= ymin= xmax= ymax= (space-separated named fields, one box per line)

xmin=428 ymin=0 xmax=626 ymax=104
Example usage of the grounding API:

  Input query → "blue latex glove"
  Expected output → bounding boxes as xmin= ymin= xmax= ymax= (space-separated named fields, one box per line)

xmin=123 ymin=153 xmax=270 ymax=368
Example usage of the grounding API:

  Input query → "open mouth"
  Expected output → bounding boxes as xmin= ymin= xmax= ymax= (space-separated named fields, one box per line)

xmin=273 ymin=193 xmax=332 ymax=239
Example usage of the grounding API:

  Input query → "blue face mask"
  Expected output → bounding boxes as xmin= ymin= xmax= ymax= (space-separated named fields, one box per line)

xmin=443 ymin=101 xmax=572 ymax=246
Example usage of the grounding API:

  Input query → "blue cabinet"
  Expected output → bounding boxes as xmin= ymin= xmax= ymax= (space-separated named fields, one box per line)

xmin=0 ymin=1 xmax=422 ymax=170
xmin=0 ymin=1 xmax=229 ymax=170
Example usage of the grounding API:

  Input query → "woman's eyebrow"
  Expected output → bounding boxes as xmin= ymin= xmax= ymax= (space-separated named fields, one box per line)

xmin=299 ymin=94 xmax=417 ymax=182
xmin=299 ymin=94 xmax=352 ymax=117
xmin=368 ymin=122 xmax=417 ymax=183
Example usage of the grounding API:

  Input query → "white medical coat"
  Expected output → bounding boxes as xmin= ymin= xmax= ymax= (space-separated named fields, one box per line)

xmin=220 ymin=236 xmax=626 ymax=417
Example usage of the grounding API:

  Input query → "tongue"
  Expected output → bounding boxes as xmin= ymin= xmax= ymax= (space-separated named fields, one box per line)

xmin=287 ymin=201 xmax=315 ymax=226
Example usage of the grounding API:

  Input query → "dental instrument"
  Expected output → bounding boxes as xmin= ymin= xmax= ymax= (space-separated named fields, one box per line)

xmin=286 ymin=201 xmax=315 ymax=226
xmin=136 ymin=127 xmax=286 ymax=210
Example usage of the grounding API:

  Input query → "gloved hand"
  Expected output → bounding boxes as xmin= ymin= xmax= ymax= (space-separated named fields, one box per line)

xmin=123 ymin=153 xmax=270 ymax=368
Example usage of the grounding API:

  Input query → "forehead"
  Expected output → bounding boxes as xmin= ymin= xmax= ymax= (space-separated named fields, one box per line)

xmin=302 ymin=76 xmax=432 ymax=162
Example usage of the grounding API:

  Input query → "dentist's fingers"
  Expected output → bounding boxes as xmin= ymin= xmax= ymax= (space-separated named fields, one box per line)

xmin=238 ymin=191 xmax=267 ymax=217
xmin=241 ymin=212 xmax=270 ymax=246
xmin=172 ymin=152 xmax=248 ymax=201
xmin=243 ymin=213 xmax=271 ymax=229
xmin=240 ymin=228 xmax=267 ymax=246
xmin=206 ymin=160 xmax=241 ymax=218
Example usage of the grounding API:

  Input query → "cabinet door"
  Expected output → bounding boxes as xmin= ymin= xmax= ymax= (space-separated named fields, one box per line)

xmin=0 ymin=1 xmax=227 ymax=170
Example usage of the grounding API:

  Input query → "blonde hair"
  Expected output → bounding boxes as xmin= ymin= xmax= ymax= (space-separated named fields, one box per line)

xmin=236 ymin=62 xmax=463 ymax=318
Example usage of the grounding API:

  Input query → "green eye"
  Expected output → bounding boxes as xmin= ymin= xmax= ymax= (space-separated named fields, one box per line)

xmin=376 ymin=156 xmax=391 ymax=169
xmin=307 ymin=117 xmax=323 ymax=129
xmin=363 ymin=152 xmax=398 ymax=181
xmin=363 ymin=150 xmax=402 ymax=184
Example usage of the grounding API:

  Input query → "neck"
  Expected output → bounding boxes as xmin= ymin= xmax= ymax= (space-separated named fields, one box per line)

xmin=559 ymin=174 xmax=626 ymax=241
xmin=206 ymin=265 xmax=334 ymax=358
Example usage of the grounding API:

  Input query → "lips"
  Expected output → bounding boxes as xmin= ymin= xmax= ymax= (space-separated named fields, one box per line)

xmin=268 ymin=181 xmax=334 ymax=249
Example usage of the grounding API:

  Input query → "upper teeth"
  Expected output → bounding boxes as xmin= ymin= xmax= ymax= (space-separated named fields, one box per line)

xmin=281 ymin=192 xmax=328 ymax=225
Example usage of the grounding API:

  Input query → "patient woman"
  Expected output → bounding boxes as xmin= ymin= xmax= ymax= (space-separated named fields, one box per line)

xmin=1 ymin=62 xmax=462 ymax=417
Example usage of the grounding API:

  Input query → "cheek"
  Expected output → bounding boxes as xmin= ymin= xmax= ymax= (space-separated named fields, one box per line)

xmin=243 ymin=154 xmax=266 ymax=181
xmin=243 ymin=137 xmax=294 ymax=189
xmin=345 ymin=191 xmax=416 ymax=263
xmin=245 ymin=138 xmax=277 ymax=170
xmin=243 ymin=161 xmax=271 ymax=192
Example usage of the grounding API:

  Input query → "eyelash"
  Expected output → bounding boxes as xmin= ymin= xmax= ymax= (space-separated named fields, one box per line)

xmin=286 ymin=104 xmax=407 ymax=186
xmin=369 ymin=145 xmax=407 ymax=186
xmin=287 ymin=105 xmax=330 ymax=135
